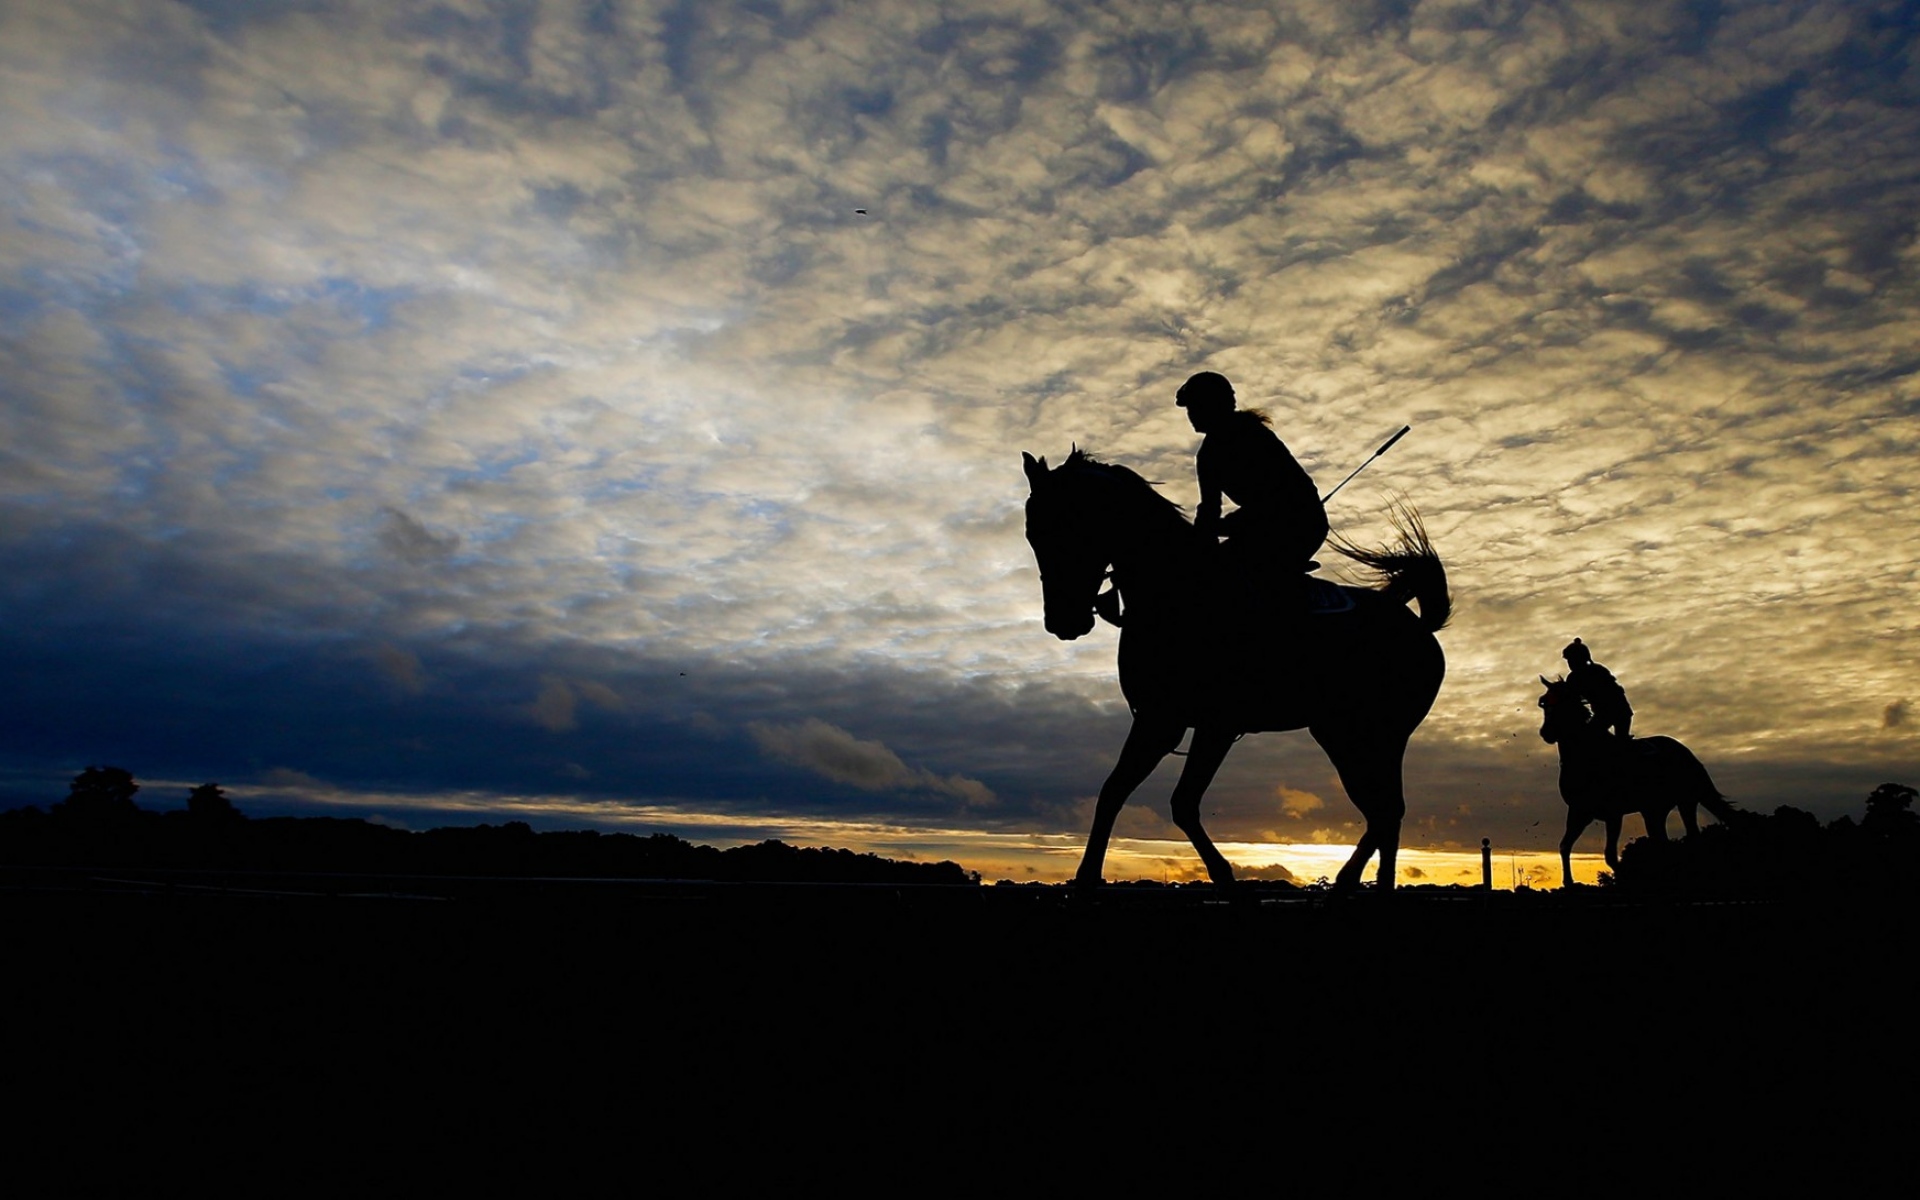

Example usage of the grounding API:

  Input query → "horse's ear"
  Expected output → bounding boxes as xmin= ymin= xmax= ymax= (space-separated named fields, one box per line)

xmin=1540 ymin=675 xmax=1551 ymax=687
xmin=1023 ymin=452 xmax=1047 ymax=485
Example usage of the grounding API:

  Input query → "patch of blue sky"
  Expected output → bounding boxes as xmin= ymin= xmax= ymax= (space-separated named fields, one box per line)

xmin=98 ymin=316 xmax=186 ymax=405
xmin=152 ymin=157 xmax=224 ymax=206
xmin=208 ymin=282 xmax=296 ymax=317
xmin=579 ymin=466 xmax=670 ymax=501
xmin=11 ymin=148 xmax=150 ymax=228
xmin=0 ymin=282 xmax=48 ymax=333
xmin=145 ymin=277 xmax=411 ymax=338
xmin=316 ymin=277 xmax=410 ymax=331
xmin=454 ymin=360 xmax=542 ymax=388
xmin=105 ymin=448 xmax=174 ymax=515
xmin=529 ymin=181 xmax=588 ymax=223
xmin=7 ymin=225 xmax=143 ymax=306
xmin=174 ymin=0 xmax=327 ymax=36
xmin=629 ymin=311 xmax=730 ymax=350
xmin=442 ymin=512 xmax=528 ymax=556
xmin=735 ymin=498 xmax=790 ymax=530
xmin=218 ymin=361 xmax=275 ymax=400
xmin=84 ymin=349 xmax=194 ymax=510
xmin=444 ymin=446 xmax=546 ymax=490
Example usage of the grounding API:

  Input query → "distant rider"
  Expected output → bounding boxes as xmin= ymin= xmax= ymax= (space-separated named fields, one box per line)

xmin=1563 ymin=638 xmax=1633 ymax=741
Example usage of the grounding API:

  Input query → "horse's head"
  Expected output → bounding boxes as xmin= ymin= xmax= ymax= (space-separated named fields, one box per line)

xmin=1538 ymin=675 xmax=1591 ymax=745
xmin=1023 ymin=449 xmax=1115 ymax=641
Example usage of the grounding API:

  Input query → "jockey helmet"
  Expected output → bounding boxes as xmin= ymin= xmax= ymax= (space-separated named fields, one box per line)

xmin=1176 ymin=371 xmax=1235 ymax=410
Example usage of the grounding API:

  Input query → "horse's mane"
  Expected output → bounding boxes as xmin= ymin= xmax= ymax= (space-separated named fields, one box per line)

xmin=1540 ymin=675 xmax=1595 ymax=721
xmin=1062 ymin=448 xmax=1189 ymax=524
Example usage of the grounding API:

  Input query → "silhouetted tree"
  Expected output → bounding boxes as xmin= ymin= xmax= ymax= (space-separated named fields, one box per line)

xmin=187 ymin=782 xmax=242 ymax=821
xmin=53 ymin=766 xmax=140 ymax=821
xmin=1769 ymin=805 xmax=1824 ymax=841
xmin=6 ymin=766 xmax=979 ymax=883
xmin=1861 ymin=783 xmax=1918 ymax=837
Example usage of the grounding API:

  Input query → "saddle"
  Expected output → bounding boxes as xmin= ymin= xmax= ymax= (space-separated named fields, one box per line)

xmin=1233 ymin=561 xmax=1353 ymax=625
xmin=1304 ymin=576 xmax=1355 ymax=616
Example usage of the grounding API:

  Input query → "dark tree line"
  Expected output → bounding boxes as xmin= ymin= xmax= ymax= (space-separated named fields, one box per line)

xmin=1 ymin=766 xmax=979 ymax=886
xmin=1611 ymin=782 xmax=1920 ymax=896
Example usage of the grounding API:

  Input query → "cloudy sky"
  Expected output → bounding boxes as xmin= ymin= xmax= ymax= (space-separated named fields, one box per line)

xmin=3 ymin=0 xmax=1915 ymax=885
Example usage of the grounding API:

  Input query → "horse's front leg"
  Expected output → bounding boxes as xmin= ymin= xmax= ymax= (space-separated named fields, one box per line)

xmin=1603 ymin=815 xmax=1623 ymax=872
xmin=1075 ymin=715 xmax=1184 ymax=887
xmin=1168 ymin=725 xmax=1239 ymax=888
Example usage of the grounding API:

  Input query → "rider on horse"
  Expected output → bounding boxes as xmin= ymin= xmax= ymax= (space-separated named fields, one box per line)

xmin=1092 ymin=371 xmax=1327 ymax=629
xmin=1563 ymin=637 xmax=1633 ymax=740
xmin=1179 ymin=371 xmax=1327 ymax=609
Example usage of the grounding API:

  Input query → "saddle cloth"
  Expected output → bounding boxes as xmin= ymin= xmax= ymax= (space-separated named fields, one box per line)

xmin=1305 ymin=577 xmax=1355 ymax=616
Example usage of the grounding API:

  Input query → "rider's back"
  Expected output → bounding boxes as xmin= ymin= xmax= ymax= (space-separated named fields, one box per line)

xmin=1197 ymin=411 xmax=1321 ymax=525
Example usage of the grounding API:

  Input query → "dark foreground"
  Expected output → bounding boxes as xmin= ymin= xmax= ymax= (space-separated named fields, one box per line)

xmin=8 ymin=869 xmax=1909 ymax=1183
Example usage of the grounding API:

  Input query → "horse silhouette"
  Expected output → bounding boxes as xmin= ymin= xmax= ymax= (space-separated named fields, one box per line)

xmin=1538 ymin=676 xmax=1733 ymax=886
xmin=1023 ymin=449 xmax=1449 ymax=890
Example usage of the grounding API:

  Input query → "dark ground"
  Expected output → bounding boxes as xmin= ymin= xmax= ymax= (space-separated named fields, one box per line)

xmin=7 ymin=870 xmax=1908 ymax=1185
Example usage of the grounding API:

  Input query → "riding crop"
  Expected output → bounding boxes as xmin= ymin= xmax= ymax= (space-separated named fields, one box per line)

xmin=1321 ymin=425 xmax=1410 ymax=503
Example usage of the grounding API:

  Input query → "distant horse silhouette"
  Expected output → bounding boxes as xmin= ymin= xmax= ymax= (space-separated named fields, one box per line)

xmin=1538 ymin=676 xmax=1733 ymax=886
xmin=1022 ymin=449 xmax=1449 ymax=890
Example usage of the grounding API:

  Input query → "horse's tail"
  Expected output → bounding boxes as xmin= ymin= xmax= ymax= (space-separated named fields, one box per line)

xmin=1697 ymin=769 xmax=1737 ymax=824
xmin=1331 ymin=504 xmax=1452 ymax=632
xmin=1671 ymin=742 xmax=1735 ymax=822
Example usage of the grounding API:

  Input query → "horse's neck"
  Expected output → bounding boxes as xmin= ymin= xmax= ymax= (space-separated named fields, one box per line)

xmin=1560 ymin=722 xmax=1623 ymax=766
xmin=1109 ymin=511 xmax=1199 ymax=613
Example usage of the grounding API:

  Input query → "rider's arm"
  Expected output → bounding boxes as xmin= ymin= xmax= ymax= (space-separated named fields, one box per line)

xmin=1195 ymin=442 xmax=1222 ymax=540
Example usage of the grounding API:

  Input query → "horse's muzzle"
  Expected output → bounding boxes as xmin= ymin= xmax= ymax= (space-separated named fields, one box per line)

xmin=1046 ymin=611 xmax=1095 ymax=640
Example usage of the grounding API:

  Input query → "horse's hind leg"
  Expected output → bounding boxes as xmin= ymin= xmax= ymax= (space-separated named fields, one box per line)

xmin=1168 ymin=725 xmax=1239 ymax=888
xmin=1678 ymin=800 xmax=1701 ymax=837
xmin=1313 ymin=728 xmax=1409 ymax=890
xmin=1338 ymin=830 xmax=1381 ymax=889
xmin=1075 ymin=714 xmax=1184 ymax=887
